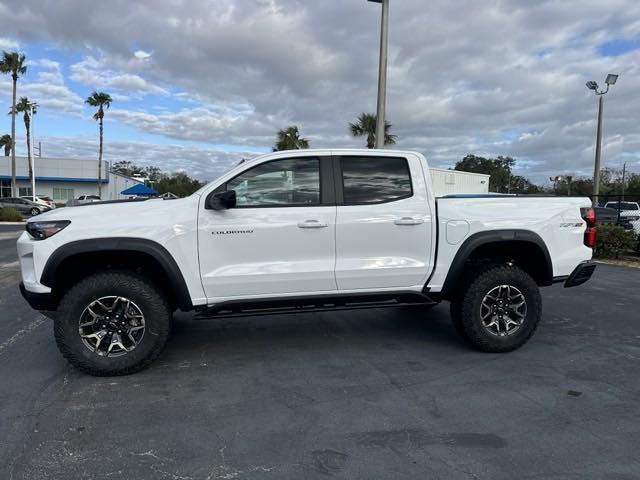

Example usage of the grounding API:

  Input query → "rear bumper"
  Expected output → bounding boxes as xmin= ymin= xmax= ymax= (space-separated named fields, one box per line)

xmin=19 ymin=282 xmax=57 ymax=311
xmin=564 ymin=261 xmax=596 ymax=288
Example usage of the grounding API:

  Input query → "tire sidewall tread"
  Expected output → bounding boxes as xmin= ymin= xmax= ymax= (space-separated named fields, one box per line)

xmin=456 ymin=264 xmax=542 ymax=352
xmin=54 ymin=271 xmax=171 ymax=376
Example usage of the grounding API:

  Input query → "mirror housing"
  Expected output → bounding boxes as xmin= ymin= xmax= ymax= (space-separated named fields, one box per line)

xmin=207 ymin=190 xmax=236 ymax=210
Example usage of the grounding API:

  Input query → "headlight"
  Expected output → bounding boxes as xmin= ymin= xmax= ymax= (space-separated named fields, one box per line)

xmin=26 ymin=220 xmax=71 ymax=240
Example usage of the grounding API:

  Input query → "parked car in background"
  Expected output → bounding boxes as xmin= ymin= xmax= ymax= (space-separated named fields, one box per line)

xmin=66 ymin=195 xmax=101 ymax=207
xmin=0 ymin=197 xmax=51 ymax=216
xmin=603 ymin=201 xmax=640 ymax=231
xmin=20 ymin=195 xmax=56 ymax=209
xmin=78 ymin=195 xmax=101 ymax=203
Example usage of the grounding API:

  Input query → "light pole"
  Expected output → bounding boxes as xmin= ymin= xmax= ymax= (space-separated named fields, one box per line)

xmin=29 ymin=103 xmax=38 ymax=202
xmin=586 ymin=73 xmax=618 ymax=205
xmin=368 ymin=0 xmax=389 ymax=149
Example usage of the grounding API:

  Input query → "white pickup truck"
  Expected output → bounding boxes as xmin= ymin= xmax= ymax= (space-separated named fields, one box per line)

xmin=17 ymin=149 xmax=597 ymax=376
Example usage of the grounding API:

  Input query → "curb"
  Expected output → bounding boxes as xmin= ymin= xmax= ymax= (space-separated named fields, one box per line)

xmin=0 ymin=222 xmax=25 ymax=225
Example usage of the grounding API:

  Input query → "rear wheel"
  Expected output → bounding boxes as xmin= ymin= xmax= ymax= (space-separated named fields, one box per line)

xmin=54 ymin=271 xmax=171 ymax=376
xmin=450 ymin=265 xmax=541 ymax=352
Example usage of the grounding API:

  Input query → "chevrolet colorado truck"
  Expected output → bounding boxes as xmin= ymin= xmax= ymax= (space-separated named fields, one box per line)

xmin=17 ymin=149 xmax=597 ymax=376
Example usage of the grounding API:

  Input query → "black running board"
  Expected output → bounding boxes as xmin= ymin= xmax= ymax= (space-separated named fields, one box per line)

xmin=195 ymin=291 xmax=438 ymax=320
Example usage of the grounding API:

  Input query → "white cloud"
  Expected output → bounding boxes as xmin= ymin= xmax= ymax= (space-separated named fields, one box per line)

xmin=70 ymin=56 xmax=168 ymax=97
xmin=133 ymin=50 xmax=151 ymax=59
xmin=0 ymin=37 xmax=19 ymax=50
xmin=0 ymin=1 xmax=639 ymax=182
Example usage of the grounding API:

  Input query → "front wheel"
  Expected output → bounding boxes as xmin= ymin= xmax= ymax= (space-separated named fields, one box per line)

xmin=451 ymin=265 xmax=542 ymax=352
xmin=54 ymin=271 xmax=172 ymax=376
xmin=30 ymin=207 xmax=40 ymax=216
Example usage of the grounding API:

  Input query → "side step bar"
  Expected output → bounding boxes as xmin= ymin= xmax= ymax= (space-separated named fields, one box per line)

xmin=195 ymin=291 xmax=438 ymax=320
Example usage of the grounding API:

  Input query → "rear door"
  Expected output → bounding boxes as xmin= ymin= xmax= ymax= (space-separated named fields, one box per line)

xmin=198 ymin=154 xmax=338 ymax=300
xmin=334 ymin=153 xmax=434 ymax=290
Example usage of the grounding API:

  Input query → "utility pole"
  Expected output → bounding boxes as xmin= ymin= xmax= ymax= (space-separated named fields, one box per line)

xmin=621 ymin=162 xmax=626 ymax=200
xmin=369 ymin=0 xmax=389 ymax=149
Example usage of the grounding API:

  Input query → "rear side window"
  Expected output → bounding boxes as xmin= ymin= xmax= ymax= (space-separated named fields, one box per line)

xmin=340 ymin=156 xmax=412 ymax=205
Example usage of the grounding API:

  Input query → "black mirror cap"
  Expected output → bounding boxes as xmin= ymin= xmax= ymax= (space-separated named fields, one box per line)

xmin=207 ymin=190 xmax=236 ymax=210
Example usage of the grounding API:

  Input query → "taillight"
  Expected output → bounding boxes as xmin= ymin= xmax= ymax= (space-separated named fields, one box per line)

xmin=580 ymin=207 xmax=596 ymax=248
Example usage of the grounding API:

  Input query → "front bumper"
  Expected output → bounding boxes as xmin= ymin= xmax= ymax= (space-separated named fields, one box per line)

xmin=564 ymin=261 xmax=596 ymax=288
xmin=19 ymin=282 xmax=57 ymax=311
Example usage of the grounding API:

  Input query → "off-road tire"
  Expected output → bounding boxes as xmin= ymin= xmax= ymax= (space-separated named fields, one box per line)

xmin=452 ymin=264 xmax=542 ymax=352
xmin=54 ymin=271 xmax=171 ymax=376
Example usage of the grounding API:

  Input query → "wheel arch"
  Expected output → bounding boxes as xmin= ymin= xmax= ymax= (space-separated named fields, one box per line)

xmin=440 ymin=229 xmax=553 ymax=297
xmin=41 ymin=238 xmax=193 ymax=311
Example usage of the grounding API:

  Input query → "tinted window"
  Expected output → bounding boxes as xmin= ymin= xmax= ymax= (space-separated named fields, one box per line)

xmin=227 ymin=157 xmax=320 ymax=207
xmin=341 ymin=156 xmax=412 ymax=204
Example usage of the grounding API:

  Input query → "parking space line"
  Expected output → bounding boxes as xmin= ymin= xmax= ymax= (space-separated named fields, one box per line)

xmin=0 ymin=261 xmax=20 ymax=269
xmin=0 ymin=315 xmax=46 ymax=356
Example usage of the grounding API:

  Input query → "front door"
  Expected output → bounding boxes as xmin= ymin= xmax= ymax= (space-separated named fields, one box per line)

xmin=198 ymin=155 xmax=337 ymax=301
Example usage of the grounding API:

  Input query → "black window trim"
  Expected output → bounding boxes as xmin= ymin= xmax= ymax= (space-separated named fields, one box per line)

xmin=333 ymin=155 xmax=414 ymax=206
xmin=214 ymin=155 xmax=335 ymax=209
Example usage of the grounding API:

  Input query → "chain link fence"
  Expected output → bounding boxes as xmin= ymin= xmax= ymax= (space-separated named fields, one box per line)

xmin=592 ymin=194 xmax=640 ymax=235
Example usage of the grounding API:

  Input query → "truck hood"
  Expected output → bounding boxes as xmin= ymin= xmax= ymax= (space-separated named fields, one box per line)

xmin=28 ymin=196 xmax=199 ymax=226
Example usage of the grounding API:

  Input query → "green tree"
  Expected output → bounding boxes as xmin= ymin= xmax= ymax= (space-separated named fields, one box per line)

xmin=0 ymin=134 xmax=11 ymax=156
xmin=154 ymin=172 xmax=203 ymax=197
xmin=0 ymin=50 xmax=27 ymax=196
xmin=626 ymin=174 xmax=640 ymax=194
xmin=85 ymin=91 xmax=112 ymax=197
xmin=273 ymin=126 xmax=310 ymax=151
xmin=510 ymin=175 xmax=541 ymax=194
xmin=455 ymin=154 xmax=516 ymax=193
xmin=111 ymin=160 xmax=145 ymax=177
xmin=349 ymin=113 xmax=397 ymax=149
xmin=13 ymin=97 xmax=37 ymax=182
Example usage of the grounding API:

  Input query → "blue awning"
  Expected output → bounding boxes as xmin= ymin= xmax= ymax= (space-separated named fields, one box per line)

xmin=121 ymin=183 xmax=159 ymax=196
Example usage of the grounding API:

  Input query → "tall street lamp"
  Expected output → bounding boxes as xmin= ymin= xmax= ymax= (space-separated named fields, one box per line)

xmin=29 ymin=102 xmax=38 ymax=202
xmin=368 ymin=0 xmax=389 ymax=149
xmin=586 ymin=73 xmax=618 ymax=205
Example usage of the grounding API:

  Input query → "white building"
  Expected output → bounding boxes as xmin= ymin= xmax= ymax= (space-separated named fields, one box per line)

xmin=0 ymin=156 xmax=143 ymax=202
xmin=430 ymin=168 xmax=490 ymax=197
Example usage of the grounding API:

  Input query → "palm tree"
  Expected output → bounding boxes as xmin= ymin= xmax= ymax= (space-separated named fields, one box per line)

xmin=85 ymin=91 xmax=112 ymax=197
xmin=349 ymin=113 xmax=397 ymax=149
xmin=0 ymin=50 xmax=27 ymax=196
xmin=273 ymin=126 xmax=310 ymax=151
xmin=13 ymin=97 xmax=37 ymax=181
xmin=0 ymin=134 xmax=11 ymax=156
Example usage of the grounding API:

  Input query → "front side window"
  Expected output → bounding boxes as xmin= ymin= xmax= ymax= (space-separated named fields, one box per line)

xmin=226 ymin=157 xmax=320 ymax=207
xmin=341 ymin=156 xmax=413 ymax=204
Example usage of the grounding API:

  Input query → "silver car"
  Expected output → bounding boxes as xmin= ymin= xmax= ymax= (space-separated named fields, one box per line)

xmin=0 ymin=197 xmax=51 ymax=216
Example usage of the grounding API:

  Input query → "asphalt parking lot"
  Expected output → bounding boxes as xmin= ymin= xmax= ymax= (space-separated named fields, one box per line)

xmin=1 ymin=224 xmax=639 ymax=479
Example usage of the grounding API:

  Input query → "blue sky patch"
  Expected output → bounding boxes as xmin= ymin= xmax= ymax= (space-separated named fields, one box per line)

xmin=599 ymin=38 xmax=640 ymax=57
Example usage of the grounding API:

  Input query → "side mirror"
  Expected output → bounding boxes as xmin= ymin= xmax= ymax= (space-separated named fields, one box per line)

xmin=207 ymin=190 xmax=236 ymax=210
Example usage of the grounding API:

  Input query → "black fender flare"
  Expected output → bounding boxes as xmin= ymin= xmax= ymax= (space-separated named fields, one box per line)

xmin=439 ymin=229 xmax=553 ymax=296
xmin=41 ymin=237 xmax=193 ymax=311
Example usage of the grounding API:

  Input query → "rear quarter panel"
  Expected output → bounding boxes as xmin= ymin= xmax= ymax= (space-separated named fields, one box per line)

xmin=428 ymin=196 xmax=593 ymax=291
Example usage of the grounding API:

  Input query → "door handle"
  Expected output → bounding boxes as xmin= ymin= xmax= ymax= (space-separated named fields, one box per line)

xmin=394 ymin=217 xmax=424 ymax=226
xmin=298 ymin=219 xmax=328 ymax=228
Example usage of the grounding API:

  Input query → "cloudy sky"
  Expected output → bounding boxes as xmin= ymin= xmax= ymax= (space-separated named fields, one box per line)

xmin=0 ymin=0 xmax=638 ymax=183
